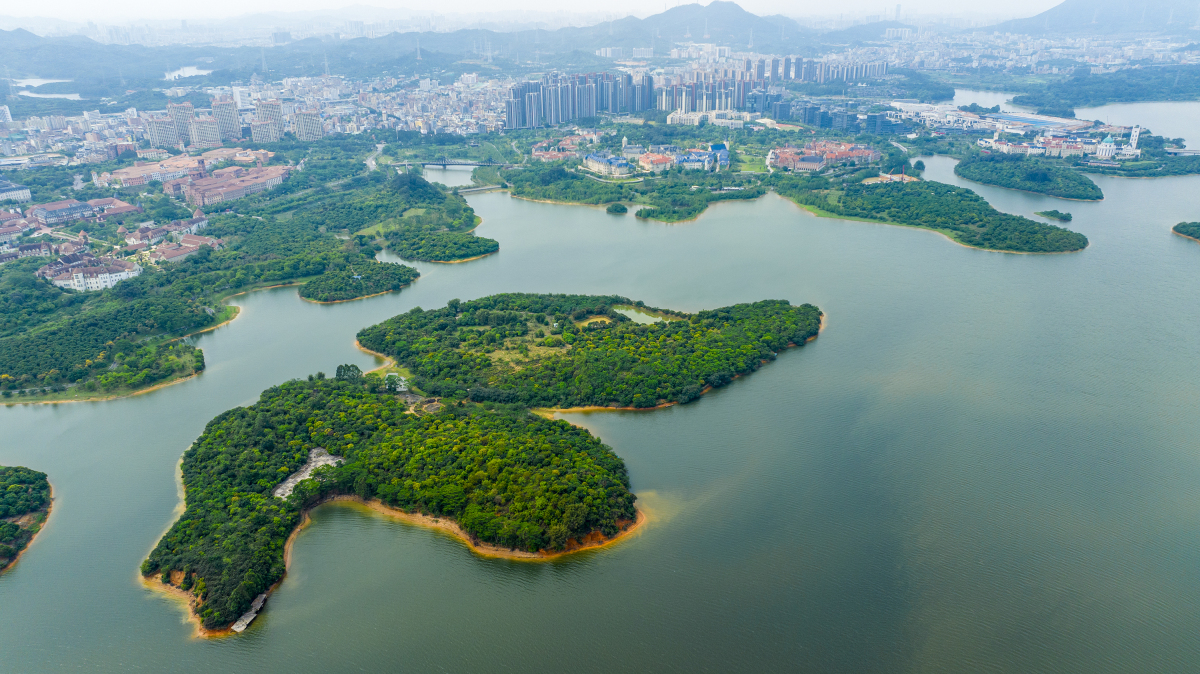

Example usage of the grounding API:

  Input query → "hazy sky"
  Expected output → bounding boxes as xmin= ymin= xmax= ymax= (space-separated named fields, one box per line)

xmin=4 ymin=0 xmax=1062 ymax=23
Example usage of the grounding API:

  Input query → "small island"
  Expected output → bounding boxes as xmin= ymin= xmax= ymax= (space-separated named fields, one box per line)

xmin=1036 ymin=210 xmax=1073 ymax=222
xmin=0 ymin=466 xmax=52 ymax=572
xmin=953 ymin=154 xmax=1104 ymax=201
xmin=1173 ymin=222 xmax=1200 ymax=242
xmin=144 ymin=294 xmax=823 ymax=633
xmin=298 ymin=260 xmax=420 ymax=303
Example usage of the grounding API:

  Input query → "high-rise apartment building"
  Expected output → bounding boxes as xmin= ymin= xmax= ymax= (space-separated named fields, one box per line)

xmin=255 ymin=100 xmax=284 ymax=138
xmin=189 ymin=118 xmax=222 ymax=148
xmin=293 ymin=111 xmax=323 ymax=141
xmin=211 ymin=99 xmax=241 ymax=141
xmin=0 ymin=105 xmax=11 ymax=123
xmin=167 ymin=102 xmax=195 ymax=146
xmin=146 ymin=117 xmax=181 ymax=148
xmin=250 ymin=121 xmax=281 ymax=143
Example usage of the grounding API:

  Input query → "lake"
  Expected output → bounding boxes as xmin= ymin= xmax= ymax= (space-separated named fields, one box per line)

xmin=3 ymin=111 xmax=1200 ymax=673
xmin=164 ymin=67 xmax=214 ymax=81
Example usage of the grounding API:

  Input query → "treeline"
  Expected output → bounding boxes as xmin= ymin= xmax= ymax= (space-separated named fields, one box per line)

xmin=773 ymin=176 xmax=1089 ymax=253
xmin=954 ymin=154 xmax=1104 ymax=200
xmin=357 ymin=293 xmax=823 ymax=407
xmin=0 ymin=466 xmax=51 ymax=570
xmin=1012 ymin=65 xmax=1200 ymax=112
xmin=143 ymin=377 xmax=636 ymax=629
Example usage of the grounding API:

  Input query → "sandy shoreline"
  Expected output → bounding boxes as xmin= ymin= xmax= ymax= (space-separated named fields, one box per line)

xmin=1172 ymin=229 xmax=1200 ymax=244
xmin=154 ymin=494 xmax=645 ymax=638
xmin=0 ymin=484 xmax=53 ymax=574
xmin=354 ymin=340 xmax=397 ymax=375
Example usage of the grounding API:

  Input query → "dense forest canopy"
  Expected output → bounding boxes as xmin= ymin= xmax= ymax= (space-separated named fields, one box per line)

xmin=1173 ymin=222 xmax=1200 ymax=240
xmin=357 ymin=293 xmax=823 ymax=407
xmin=142 ymin=378 xmax=637 ymax=629
xmin=954 ymin=154 xmax=1104 ymax=200
xmin=772 ymin=175 xmax=1089 ymax=253
xmin=0 ymin=466 xmax=51 ymax=570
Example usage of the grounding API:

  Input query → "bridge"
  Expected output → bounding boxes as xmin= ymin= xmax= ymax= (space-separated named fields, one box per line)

xmin=408 ymin=158 xmax=510 ymax=168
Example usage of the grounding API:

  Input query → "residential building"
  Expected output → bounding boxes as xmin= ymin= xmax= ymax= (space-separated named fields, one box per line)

xmin=30 ymin=199 xmax=94 ymax=225
xmin=250 ymin=121 xmax=281 ymax=143
xmin=638 ymin=153 xmax=674 ymax=173
xmin=211 ymin=98 xmax=241 ymax=141
xmin=0 ymin=178 xmax=31 ymax=203
xmin=293 ymin=111 xmax=323 ymax=141
xmin=146 ymin=117 xmax=181 ymax=148
xmin=49 ymin=258 xmax=141 ymax=291
xmin=183 ymin=165 xmax=290 ymax=206
xmin=167 ymin=102 xmax=195 ymax=146
xmin=188 ymin=117 xmax=222 ymax=148
xmin=582 ymin=153 xmax=633 ymax=176
xmin=255 ymin=99 xmax=284 ymax=137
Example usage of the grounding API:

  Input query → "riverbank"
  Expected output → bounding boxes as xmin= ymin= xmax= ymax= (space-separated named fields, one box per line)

xmin=0 ymin=484 xmax=52 ymax=574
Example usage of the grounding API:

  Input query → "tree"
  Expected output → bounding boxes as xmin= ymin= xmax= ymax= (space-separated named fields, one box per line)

xmin=335 ymin=363 xmax=363 ymax=380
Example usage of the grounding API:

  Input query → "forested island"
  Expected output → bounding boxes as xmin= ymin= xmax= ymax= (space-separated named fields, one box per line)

xmin=145 ymin=293 xmax=822 ymax=632
xmin=1173 ymin=222 xmax=1200 ymax=242
xmin=954 ymin=154 xmax=1104 ymax=200
xmin=0 ymin=466 xmax=52 ymax=572
xmin=773 ymin=174 xmax=1089 ymax=253
xmin=1037 ymin=210 xmax=1073 ymax=221
xmin=1011 ymin=65 xmax=1200 ymax=114
xmin=357 ymin=293 xmax=823 ymax=407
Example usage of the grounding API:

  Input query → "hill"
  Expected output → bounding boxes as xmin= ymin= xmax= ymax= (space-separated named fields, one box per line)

xmin=989 ymin=0 xmax=1200 ymax=35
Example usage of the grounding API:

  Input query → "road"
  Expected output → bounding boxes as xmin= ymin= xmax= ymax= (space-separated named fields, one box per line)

xmin=364 ymin=142 xmax=384 ymax=170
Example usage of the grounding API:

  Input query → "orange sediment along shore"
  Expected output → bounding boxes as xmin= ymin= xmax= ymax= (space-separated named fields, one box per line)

xmin=148 ymin=494 xmax=645 ymax=638
xmin=1 ymin=484 xmax=53 ymax=574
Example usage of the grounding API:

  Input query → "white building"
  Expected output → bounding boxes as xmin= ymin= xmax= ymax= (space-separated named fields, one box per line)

xmin=189 ymin=118 xmax=222 ymax=148
xmin=293 ymin=111 xmax=324 ymax=141
xmin=51 ymin=260 xmax=141 ymax=291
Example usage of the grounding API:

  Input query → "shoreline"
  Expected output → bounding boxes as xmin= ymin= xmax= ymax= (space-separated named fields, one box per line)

xmin=311 ymin=496 xmax=646 ymax=561
xmin=1172 ymin=228 xmax=1200 ymax=244
xmin=155 ymin=495 xmax=645 ymax=639
xmin=790 ymin=199 xmax=1087 ymax=255
xmin=0 ymin=483 xmax=53 ymax=574
xmin=8 ymin=371 xmax=201 ymax=406
xmin=10 ymin=306 xmax=240 ymax=406
xmin=354 ymin=340 xmax=397 ymax=375
xmin=427 ymin=250 xmax=497 ymax=264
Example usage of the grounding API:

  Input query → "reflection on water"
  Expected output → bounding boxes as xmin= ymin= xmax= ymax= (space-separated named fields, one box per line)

xmin=164 ymin=66 xmax=213 ymax=80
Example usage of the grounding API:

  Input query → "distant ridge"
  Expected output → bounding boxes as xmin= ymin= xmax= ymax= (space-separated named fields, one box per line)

xmin=988 ymin=0 xmax=1200 ymax=35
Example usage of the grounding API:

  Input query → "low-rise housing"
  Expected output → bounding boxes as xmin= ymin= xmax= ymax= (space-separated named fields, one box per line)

xmin=639 ymin=153 xmax=674 ymax=173
xmin=49 ymin=258 xmax=141 ymax=291
xmin=30 ymin=199 xmax=94 ymax=225
xmin=183 ymin=165 xmax=290 ymax=206
xmin=0 ymin=178 xmax=31 ymax=203
xmin=582 ymin=153 xmax=633 ymax=177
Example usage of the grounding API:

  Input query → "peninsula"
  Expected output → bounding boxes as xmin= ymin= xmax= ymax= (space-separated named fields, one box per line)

xmin=0 ymin=466 xmax=52 ymax=572
xmin=144 ymin=294 xmax=823 ymax=633
xmin=953 ymin=154 xmax=1104 ymax=201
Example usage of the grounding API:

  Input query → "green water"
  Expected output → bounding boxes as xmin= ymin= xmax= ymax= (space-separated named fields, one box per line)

xmin=4 ymin=150 xmax=1200 ymax=672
